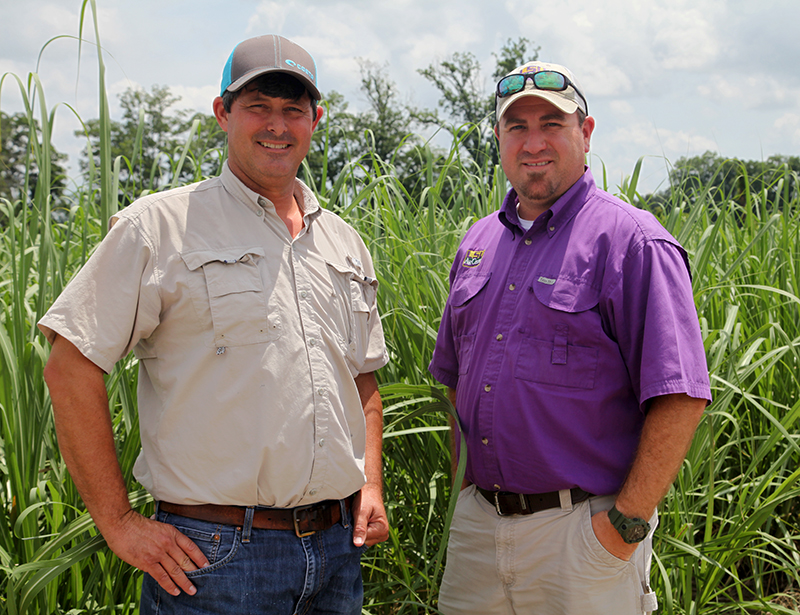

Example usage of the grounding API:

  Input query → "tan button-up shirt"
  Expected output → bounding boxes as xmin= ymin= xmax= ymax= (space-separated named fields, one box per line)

xmin=39 ymin=163 xmax=389 ymax=507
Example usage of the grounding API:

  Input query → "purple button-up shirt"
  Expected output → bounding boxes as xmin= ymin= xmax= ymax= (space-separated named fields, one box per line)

xmin=429 ymin=169 xmax=711 ymax=496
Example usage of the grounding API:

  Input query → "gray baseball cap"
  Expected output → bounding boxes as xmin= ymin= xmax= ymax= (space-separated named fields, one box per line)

xmin=220 ymin=35 xmax=321 ymax=99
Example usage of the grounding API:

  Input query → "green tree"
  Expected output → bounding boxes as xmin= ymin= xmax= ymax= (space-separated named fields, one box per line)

xmin=0 ymin=110 xmax=67 ymax=207
xmin=663 ymin=151 xmax=800 ymax=209
xmin=417 ymin=37 xmax=539 ymax=175
xmin=77 ymin=85 xmax=226 ymax=205
xmin=306 ymin=59 xmax=425 ymax=194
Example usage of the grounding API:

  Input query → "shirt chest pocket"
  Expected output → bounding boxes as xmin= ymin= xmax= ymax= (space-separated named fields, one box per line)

xmin=181 ymin=247 xmax=281 ymax=348
xmin=514 ymin=276 xmax=600 ymax=389
xmin=325 ymin=260 xmax=377 ymax=373
xmin=450 ymin=272 xmax=491 ymax=376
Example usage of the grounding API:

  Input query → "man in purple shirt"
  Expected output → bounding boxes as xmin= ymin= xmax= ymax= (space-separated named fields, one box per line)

xmin=429 ymin=60 xmax=711 ymax=614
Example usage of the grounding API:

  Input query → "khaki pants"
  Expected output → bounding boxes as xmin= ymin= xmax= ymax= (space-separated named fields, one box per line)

xmin=438 ymin=486 xmax=658 ymax=615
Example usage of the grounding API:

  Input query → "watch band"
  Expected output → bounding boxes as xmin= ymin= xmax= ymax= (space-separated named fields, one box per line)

xmin=608 ymin=504 xmax=651 ymax=544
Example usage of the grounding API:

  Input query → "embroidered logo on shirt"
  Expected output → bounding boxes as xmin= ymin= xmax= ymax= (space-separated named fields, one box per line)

xmin=537 ymin=276 xmax=556 ymax=285
xmin=462 ymin=250 xmax=485 ymax=268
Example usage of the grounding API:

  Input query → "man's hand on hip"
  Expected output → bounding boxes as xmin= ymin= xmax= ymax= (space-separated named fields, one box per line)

xmin=103 ymin=509 xmax=209 ymax=596
xmin=352 ymin=484 xmax=389 ymax=547
xmin=590 ymin=509 xmax=638 ymax=561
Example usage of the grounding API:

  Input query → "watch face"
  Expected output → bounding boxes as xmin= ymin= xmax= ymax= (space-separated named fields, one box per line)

xmin=610 ymin=506 xmax=650 ymax=543
xmin=624 ymin=524 xmax=649 ymax=543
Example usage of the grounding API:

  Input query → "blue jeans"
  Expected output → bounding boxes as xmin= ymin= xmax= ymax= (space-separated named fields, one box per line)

xmin=140 ymin=501 xmax=365 ymax=615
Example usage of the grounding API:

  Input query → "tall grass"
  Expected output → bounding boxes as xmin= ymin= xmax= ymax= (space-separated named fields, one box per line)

xmin=2 ymin=6 xmax=800 ymax=614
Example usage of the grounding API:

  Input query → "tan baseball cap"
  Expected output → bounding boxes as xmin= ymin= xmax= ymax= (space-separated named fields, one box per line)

xmin=495 ymin=61 xmax=587 ymax=122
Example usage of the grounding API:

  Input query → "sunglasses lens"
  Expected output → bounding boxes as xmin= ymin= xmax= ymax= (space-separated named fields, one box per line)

xmin=498 ymin=75 xmax=526 ymax=98
xmin=533 ymin=71 xmax=567 ymax=91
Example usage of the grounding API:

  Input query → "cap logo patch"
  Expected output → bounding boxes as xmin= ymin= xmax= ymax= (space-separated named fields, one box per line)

xmin=285 ymin=59 xmax=315 ymax=82
xmin=462 ymin=250 xmax=485 ymax=268
xmin=520 ymin=65 xmax=542 ymax=75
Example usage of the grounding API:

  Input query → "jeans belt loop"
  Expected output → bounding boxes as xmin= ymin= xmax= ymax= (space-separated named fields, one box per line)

xmin=559 ymin=489 xmax=573 ymax=511
xmin=293 ymin=504 xmax=317 ymax=538
xmin=338 ymin=498 xmax=349 ymax=529
xmin=242 ymin=506 xmax=255 ymax=543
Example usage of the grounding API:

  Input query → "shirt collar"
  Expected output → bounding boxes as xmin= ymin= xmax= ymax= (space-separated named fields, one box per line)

xmin=220 ymin=161 xmax=322 ymax=225
xmin=499 ymin=166 xmax=597 ymax=235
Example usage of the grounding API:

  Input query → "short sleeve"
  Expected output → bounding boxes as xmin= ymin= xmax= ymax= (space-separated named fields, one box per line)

xmin=605 ymin=239 xmax=712 ymax=408
xmin=37 ymin=216 xmax=161 ymax=373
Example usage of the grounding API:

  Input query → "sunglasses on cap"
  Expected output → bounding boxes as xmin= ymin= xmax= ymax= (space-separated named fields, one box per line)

xmin=496 ymin=70 xmax=587 ymax=113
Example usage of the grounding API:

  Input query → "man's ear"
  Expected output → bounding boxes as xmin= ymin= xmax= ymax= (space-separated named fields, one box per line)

xmin=312 ymin=104 xmax=324 ymax=131
xmin=212 ymin=96 xmax=229 ymax=132
xmin=581 ymin=115 xmax=595 ymax=154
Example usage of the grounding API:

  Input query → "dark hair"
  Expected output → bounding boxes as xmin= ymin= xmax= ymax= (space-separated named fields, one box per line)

xmin=221 ymin=72 xmax=318 ymax=119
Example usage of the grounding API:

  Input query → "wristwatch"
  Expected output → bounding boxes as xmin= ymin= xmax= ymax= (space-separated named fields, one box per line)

xmin=608 ymin=505 xmax=651 ymax=544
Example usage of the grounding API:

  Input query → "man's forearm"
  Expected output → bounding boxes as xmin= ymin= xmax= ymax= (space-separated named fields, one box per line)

xmin=614 ymin=393 xmax=707 ymax=519
xmin=591 ymin=392 xmax=707 ymax=560
xmin=355 ymin=371 xmax=383 ymax=492
xmin=353 ymin=371 xmax=389 ymax=546
xmin=44 ymin=334 xmax=133 ymax=531
xmin=447 ymin=387 xmax=470 ymax=490
xmin=44 ymin=334 xmax=209 ymax=595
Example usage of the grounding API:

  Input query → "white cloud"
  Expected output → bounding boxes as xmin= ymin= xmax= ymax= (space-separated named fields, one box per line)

xmin=649 ymin=5 xmax=722 ymax=70
xmin=2 ymin=0 xmax=799 ymax=195
xmin=247 ymin=1 xmax=292 ymax=35
xmin=698 ymin=73 xmax=800 ymax=110
xmin=609 ymin=120 xmax=718 ymax=159
xmin=171 ymin=84 xmax=224 ymax=115
xmin=774 ymin=112 xmax=800 ymax=146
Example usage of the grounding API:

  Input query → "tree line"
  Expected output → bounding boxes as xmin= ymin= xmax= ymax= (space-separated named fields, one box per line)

xmin=2 ymin=37 xmax=798 ymax=211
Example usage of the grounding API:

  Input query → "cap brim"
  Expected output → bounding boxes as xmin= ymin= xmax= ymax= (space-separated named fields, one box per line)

xmin=227 ymin=67 xmax=322 ymax=100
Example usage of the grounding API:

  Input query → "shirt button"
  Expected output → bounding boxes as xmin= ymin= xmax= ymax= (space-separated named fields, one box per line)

xmin=549 ymin=225 xmax=555 ymax=232
xmin=525 ymin=238 xmax=532 ymax=245
xmin=484 ymin=384 xmax=491 ymax=392
xmin=496 ymin=333 xmax=503 ymax=341
xmin=317 ymin=388 xmax=326 ymax=396
xmin=300 ymin=290 xmax=308 ymax=299
xmin=309 ymin=488 xmax=318 ymax=496
xmin=493 ymin=484 xmax=501 ymax=490
xmin=481 ymin=438 xmax=488 ymax=445
xmin=256 ymin=209 xmax=263 ymax=217
xmin=309 ymin=339 xmax=316 ymax=347
xmin=319 ymin=439 xmax=325 ymax=447
xmin=509 ymin=284 xmax=516 ymax=291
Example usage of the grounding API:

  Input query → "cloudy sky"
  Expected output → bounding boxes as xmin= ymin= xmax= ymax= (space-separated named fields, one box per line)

xmin=1 ymin=0 xmax=798 ymax=193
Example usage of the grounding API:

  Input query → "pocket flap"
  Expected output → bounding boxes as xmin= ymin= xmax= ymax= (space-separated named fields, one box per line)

xmin=180 ymin=247 xmax=266 ymax=271
xmin=326 ymin=260 xmax=377 ymax=313
xmin=532 ymin=275 xmax=600 ymax=313
xmin=451 ymin=272 xmax=491 ymax=307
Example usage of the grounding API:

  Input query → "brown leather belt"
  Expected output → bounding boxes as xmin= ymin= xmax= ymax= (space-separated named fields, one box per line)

xmin=159 ymin=498 xmax=350 ymax=538
xmin=477 ymin=486 xmax=592 ymax=516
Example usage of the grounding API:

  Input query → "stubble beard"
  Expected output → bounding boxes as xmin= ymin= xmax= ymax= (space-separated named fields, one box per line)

xmin=517 ymin=170 xmax=559 ymax=209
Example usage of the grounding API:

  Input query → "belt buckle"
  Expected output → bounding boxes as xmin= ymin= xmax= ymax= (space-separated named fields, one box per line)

xmin=293 ymin=504 xmax=317 ymax=538
xmin=493 ymin=492 xmax=527 ymax=516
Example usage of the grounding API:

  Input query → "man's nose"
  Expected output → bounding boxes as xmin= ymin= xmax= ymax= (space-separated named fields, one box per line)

xmin=263 ymin=111 xmax=288 ymax=134
xmin=522 ymin=128 xmax=547 ymax=153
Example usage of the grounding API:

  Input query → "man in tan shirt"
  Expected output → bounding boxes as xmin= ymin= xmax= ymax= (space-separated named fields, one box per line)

xmin=40 ymin=35 xmax=389 ymax=614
